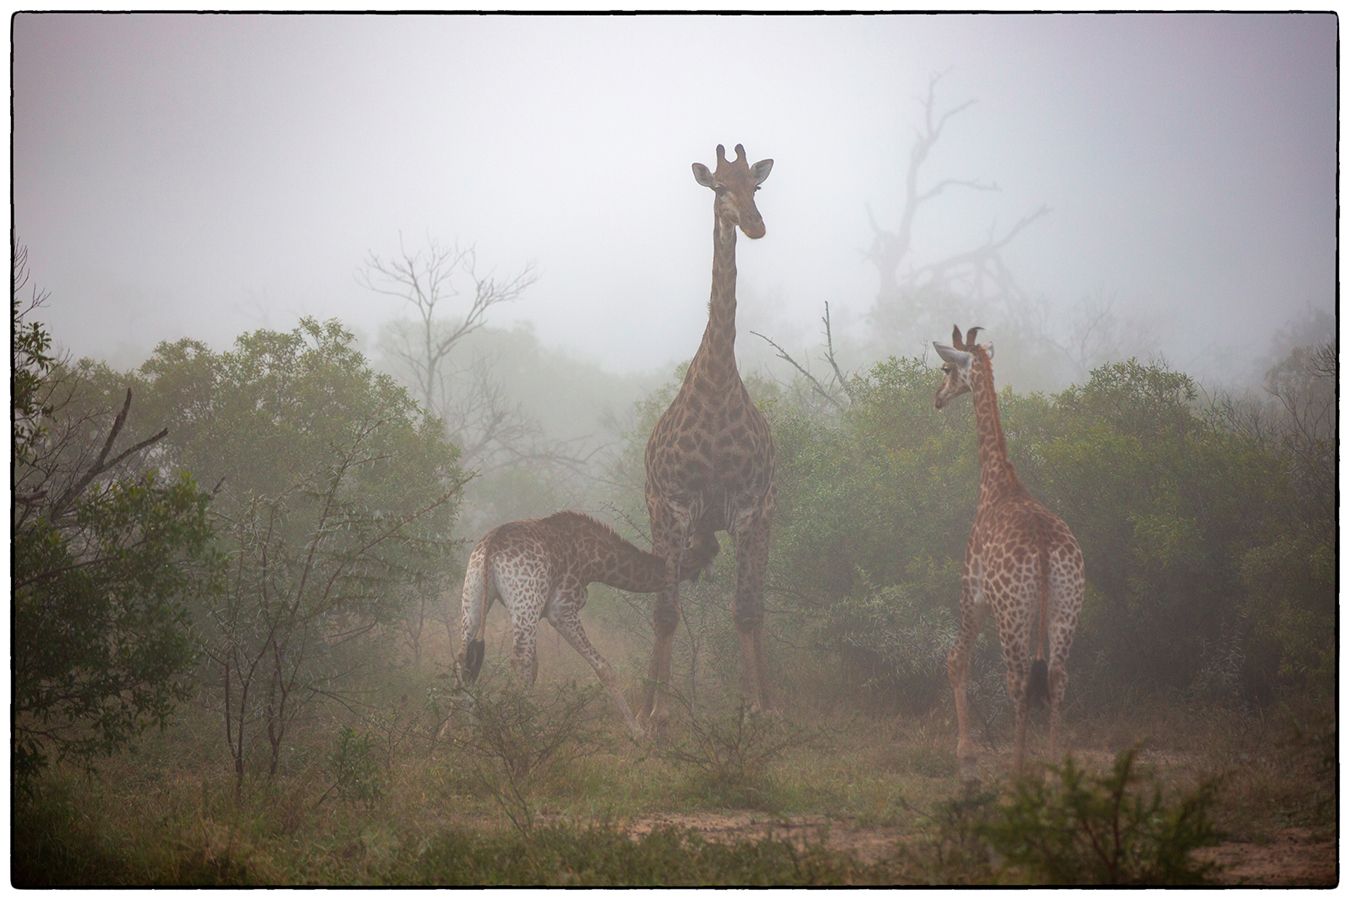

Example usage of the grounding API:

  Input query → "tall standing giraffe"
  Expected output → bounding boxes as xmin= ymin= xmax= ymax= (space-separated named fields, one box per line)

xmin=456 ymin=511 xmax=717 ymax=738
xmin=933 ymin=326 xmax=1085 ymax=771
xmin=641 ymin=143 xmax=776 ymax=730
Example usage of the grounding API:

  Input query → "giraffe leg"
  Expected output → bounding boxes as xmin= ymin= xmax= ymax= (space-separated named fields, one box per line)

xmin=1046 ymin=613 xmax=1075 ymax=762
xmin=1047 ymin=663 xmax=1068 ymax=761
xmin=1047 ymin=562 xmax=1083 ymax=763
xmin=732 ymin=509 xmax=773 ymax=713
xmin=1005 ymin=659 xmax=1031 ymax=774
xmin=510 ymin=616 xmax=539 ymax=687
xmin=947 ymin=585 xmax=986 ymax=761
xmin=641 ymin=513 xmax=685 ymax=735
xmin=548 ymin=604 xmax=643 ymax=741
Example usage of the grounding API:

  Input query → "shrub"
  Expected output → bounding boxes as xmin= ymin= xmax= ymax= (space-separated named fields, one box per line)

xmin=324 ymin=726 xmax=387 ymax=809
xmin=445 ymin=678 xmax=606 ymax=833
xmin=659 ymin=697 xmax=819 ymax=809
xmin=979 ymin=748 xmax=1221 ymax=885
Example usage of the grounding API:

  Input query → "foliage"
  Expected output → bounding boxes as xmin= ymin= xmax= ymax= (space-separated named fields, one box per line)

xmin=746 ymin=352 xmax=1333 ymax=713
xmin=14 ymin=471 xmax=216 ymax=784
xmin=912 ymin=781 xmax=1000 ymax=883
xmin=12 ymin=293 xmax=55 ymax=460
xmin=445 ymin=678 xmax=607 ymax=834
xmin=324 ymin=727 xmax=387 ymax=809
xmin=15 ymin=701 xmax=1339 ymax=887
xmin=911 ymin=749 xmax=1221 ymax=885
xmin=13 ymin=288 xmax=219 ymax=788
xmin=979 ymin=749 xmax=1221 ymax=884
xmin=106 ymin=318 xmax=464 ymax=788
xmin=659 ymin=698 xmax=820 ymax=809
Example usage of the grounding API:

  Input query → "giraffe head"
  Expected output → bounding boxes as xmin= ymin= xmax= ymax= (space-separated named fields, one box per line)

xmin=691 ymin=143 xmax=774 ymax=238
xmin=933 ymin=324 xmax=994 ymax=409
xmin=685 ymin=529 xmax=721 ymax=580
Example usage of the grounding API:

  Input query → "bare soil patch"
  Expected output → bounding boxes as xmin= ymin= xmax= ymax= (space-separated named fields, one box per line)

xmin=625 ymin=811 xmax=911 ymax=866
xmin=1196 ymin=827 xmax=1337 ymax=887
xmin=626 ymin=811 xmax=1336 ymax=886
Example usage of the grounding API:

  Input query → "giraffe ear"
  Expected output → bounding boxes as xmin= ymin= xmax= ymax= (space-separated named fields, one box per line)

xmin=934 ymin=342 xmax=973 ymax=369
xmin=751 ymin=158 xmax=774 ymax=185
xmin=692 ymin=163 xmax=716 ymax=189
xmin=951 ymin=324 xmax=963 ymax=349
xmin=984 ymin=341 xmax=994 ymax=360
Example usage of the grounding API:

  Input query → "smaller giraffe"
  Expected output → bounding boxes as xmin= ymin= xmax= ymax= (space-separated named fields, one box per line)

xmin=456 ymin=511 xmax=717 ymax=738
xmin=933 ymin=326 xmax=1086 ymax=772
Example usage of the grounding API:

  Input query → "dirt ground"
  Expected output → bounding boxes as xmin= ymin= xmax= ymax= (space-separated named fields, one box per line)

xmin=625 ymin=811 xmax=1337 ymax=886
xmin=1194 ymin=827 xmax=1337 ymax=887
xmin=627 ymin=811 xmax=911 ymax=866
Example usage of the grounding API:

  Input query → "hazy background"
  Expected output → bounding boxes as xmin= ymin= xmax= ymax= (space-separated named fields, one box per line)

xmin=14 ymin=13 xmax=1336 ymax=387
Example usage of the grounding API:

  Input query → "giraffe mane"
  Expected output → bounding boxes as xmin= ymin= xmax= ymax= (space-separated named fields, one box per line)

xmin=540 ymin=510 xmax=623 ymax=542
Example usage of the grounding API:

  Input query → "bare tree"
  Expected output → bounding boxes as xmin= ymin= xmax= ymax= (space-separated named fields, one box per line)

xmin=359 ymin=232 xmax=537 ymax=420
xmin=1210 ymin=337 xmax=1335 ymax=524
xmin=1264 ymin=341 xmax=1335 ymax=519
xmin=865 ymin=72 xmax=1049 ymax=346
xmin=362 ymin=234 xmax=601 ymax=483
xmin=211 ymin=421 xmax=465 ymax=796
xmin=1010 ymin=289 xmax=1161 ymax=381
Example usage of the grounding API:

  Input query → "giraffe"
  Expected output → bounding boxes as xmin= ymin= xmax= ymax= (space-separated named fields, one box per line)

xmin=641 ymin=143 xmax=776 ymax=730
xmin=933 ymin=325 xmax=1086 ymax=772
xmin=456 ymin=511 xmax=717 ymax=739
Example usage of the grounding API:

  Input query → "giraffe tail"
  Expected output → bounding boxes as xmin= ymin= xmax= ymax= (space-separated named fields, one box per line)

xmin=1027 ymin=543 xmax=1051 ymax=707
xmin=459 ymin=538 xmax=493 ymax=685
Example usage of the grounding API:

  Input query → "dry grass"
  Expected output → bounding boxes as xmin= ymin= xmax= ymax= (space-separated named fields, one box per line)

xmin=11 ymin=652 xmax=1335 ymax=887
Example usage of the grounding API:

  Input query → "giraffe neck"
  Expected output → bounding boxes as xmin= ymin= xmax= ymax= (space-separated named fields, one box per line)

xmin=587 ymin=535 xmax=672 ymax=593
xmin=970 ymin=350 xmax=1023 ymax=506
xmin=692 ymin=214 xmax=739 ymax=382
xmin=568 ymin=517 xmax=706 ymax=592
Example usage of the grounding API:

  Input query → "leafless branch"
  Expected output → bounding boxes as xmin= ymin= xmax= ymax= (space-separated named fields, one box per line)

xmin=751 ymin=330 xmax=845 ymax=412
xmin=821 ymin=302 xmax=855 ymax=404
xmin=358 ymin=233 xmax=537 ymax=420
xmin=47 ymin=388 xmax=169 ymax=521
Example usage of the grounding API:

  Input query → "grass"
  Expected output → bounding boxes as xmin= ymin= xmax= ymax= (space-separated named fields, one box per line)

xmin=11 ymin=673 xmax=1335 ymax=887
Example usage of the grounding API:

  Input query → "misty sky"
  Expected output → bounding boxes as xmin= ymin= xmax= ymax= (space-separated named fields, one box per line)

xmin=14 ymin=13 xmax=1336 ymax=384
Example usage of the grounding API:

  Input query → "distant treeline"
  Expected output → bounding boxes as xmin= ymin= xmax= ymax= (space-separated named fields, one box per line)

xmin=13 ymin=302 xmax=1333 ymax=791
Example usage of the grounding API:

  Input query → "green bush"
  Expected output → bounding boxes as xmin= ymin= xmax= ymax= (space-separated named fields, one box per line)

xmin=445 ymin=679 xmax=607 ymax=833
xmin=325 ymin=727 xmax=387 ymax=809
xmin=13 ymin=299 xmax=220 ymax=789
xmin=979 ymin=748 xmax=1221 ymax=885
xmin=745 ymin=354 xmax=1333 ymax=713
xmin=911 ymin=748 xmax=1222 ymax=885
xmin=659 ymin=698 xmax=818 ymax=809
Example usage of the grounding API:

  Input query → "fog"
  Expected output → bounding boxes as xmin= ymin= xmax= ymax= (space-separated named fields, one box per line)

xmin=14 ymin=13 xmax=1336 ymax=388
xmin=12 ymin=17 xmax=1340 ymax=876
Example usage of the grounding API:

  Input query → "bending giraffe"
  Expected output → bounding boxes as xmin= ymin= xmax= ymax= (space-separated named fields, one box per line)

xmin=456 ymin=511 xmax=717 ymax=739
xmin=643 ymin=143 xmax=777 ymax=731
xmin=933 ymin=326 xmax=1085 ymax=771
